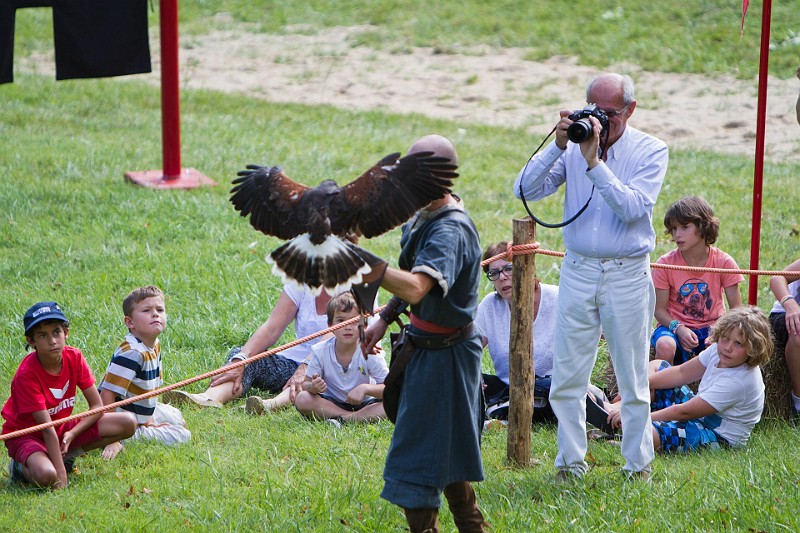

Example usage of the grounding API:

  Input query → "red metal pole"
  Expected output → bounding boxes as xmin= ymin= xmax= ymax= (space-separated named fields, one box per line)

xmin=747 ymin=0 xmax=771 ymax=305
xmin=124 ymin=0 xmax=214 ymax=188
xmin=160 ymin=0 xmax=181 ymax=179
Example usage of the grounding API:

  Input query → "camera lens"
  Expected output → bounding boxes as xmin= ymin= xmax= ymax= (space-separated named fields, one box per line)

xmin=567 ymin=118 xmax=592 ymax=143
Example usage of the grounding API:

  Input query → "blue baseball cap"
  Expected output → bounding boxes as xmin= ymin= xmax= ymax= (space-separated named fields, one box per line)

xmin=23 ymin=302 xmax=68 ymax=335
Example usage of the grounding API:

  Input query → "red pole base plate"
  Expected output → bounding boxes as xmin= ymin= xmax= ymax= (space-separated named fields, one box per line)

xmin=124 ymin=168 xmax=217 ymax=189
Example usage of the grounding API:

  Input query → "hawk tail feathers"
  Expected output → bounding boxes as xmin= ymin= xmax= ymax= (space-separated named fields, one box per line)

xmin=267 ymin=235 xmax=375 ymax=296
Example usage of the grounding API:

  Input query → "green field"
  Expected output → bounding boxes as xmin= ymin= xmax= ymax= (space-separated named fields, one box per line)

xmin=2 ymin=2 xmax=800 ymax=531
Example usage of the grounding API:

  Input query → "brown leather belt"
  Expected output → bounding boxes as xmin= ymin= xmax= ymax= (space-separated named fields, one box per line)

xmin=407 ymin=321 xmax=475 ymax=350
xmin=409 ymin=313 xmax=460 ymax=334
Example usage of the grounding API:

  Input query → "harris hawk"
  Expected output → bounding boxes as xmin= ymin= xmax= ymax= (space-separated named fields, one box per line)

xmin=229 ymin=151 xmax=458 ymax=298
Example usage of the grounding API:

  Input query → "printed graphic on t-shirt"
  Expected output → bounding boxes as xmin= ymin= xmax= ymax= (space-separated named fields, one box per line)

xmin=49 ymin=380 xmax=69 ymax=400
xmin=48 ymin=380 xmax=75 ymax=416
xmin=677 ymin=278 xmax=712 ymax=321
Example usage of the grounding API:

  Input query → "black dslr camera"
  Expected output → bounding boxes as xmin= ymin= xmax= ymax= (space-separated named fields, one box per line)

xmin=567 ymin=104 xmax=609 ymax=143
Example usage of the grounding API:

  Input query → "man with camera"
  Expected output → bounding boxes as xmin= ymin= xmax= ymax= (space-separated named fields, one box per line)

xmin=512 ymin=73 xmax=669 ymax=480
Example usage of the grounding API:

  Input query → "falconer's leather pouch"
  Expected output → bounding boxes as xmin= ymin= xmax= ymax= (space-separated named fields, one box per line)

xmin=383 ymin=325 xmax=415 ymax=424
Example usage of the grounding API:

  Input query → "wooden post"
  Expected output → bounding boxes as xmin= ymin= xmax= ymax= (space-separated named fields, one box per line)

xmin=507 ymin=218 xmax=536 ymax=466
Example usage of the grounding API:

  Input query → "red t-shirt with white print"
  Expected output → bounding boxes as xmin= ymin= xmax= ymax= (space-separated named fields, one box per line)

xmin=1 ymin=346 xmax=95 ymax=436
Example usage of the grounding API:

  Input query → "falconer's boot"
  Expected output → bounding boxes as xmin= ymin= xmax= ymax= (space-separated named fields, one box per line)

xmin=404 ymin=507 xmax=440 ymax=533
xmin=444 ymin=481 xmax=488 ymax=533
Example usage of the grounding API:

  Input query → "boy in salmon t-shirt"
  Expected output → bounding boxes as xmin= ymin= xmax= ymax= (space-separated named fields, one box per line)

xmin=651 ymin=197 xmax=743 ymax=365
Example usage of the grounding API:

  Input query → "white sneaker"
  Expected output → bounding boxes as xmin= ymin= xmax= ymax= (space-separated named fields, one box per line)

xmin=161 ymin=390 xmax=222 ymax=408
xmin=483 ymin=419 xmax=508 ymax=430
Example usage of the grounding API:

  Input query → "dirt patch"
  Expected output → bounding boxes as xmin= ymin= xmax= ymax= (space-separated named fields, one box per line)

xmin=20 ymin=25 xmax=800 ymax=161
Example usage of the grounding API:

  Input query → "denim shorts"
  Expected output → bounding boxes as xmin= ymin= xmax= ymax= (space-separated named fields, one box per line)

xmin=651 ymin=325 xmax=710 ymax=365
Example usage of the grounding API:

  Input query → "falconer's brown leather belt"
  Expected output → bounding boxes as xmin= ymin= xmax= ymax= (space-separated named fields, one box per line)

xmin=408 ymin=313 xmax=475 ymax=350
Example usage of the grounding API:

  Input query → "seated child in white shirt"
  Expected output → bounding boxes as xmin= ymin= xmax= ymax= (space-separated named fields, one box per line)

xmin=609 ymin=306 xmax=772 ymax=452
xmin=294 ymin=292 xmax=388 ymax=425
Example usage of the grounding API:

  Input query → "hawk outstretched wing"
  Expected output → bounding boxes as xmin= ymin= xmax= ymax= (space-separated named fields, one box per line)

xmin=229 ymin=150 xmax=458 ymax=295
xmin=332 ymin=151 xmax=458 ymax=237
xmin=229 ymin=165 xmax=312 ymax=240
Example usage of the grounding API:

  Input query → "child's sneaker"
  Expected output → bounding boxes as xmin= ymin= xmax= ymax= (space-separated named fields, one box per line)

xmin=483 ymin=419 xmax=508 ymax=430
xmin=585 ymin=393 xmax=616 ymax=437
xmin=8 ymin=460 xmax=24 ymax=483
xmin=325 ymin=416 xmax=346 ymax=429
xmin=161 ymin=390 xmax=222 ymax=408
xmin=244 ymin=396 xmax=277 ymax=416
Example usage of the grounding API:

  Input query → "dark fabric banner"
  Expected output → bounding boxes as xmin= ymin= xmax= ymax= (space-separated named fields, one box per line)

xmin=1 ymin=0 xmax=151 ymax=84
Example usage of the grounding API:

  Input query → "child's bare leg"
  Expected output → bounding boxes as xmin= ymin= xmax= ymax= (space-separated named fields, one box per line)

xmin=652 ymin=427 xmax=662 ymax=452
xmin=22 ymin=451 xmax=59 ymax=487
xmin=294 ymin=392 xmax=351 ymax=420
xmin=644 ymin=359 xmax=666 ymax=402
xmin=203 ymin=382 xmax=239 ymax=404
xmin=162 ymin=382 xmax=235 ymax=408
xmin=647 ymin=359 xmax=665 ymax=375
xmin=269 ymin=388 xmax=292 ymax=409
xmin=343 ymin=402 xmax=386 ymax=422
xmin=654 ymin=336 xmax=677 ymax=363
xmin=81 ymin=412 xmax=137 ymax=453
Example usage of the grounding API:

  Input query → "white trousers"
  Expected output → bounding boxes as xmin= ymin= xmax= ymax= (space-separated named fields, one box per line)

xmin=129 ymin=403 xmax=191 ymax=445
xmin=550 ymin=251 xmax=655 ymax=474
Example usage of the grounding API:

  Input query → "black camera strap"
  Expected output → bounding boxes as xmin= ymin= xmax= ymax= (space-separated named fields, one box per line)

xmin=518 ymin=125 xmax=608 ymax=229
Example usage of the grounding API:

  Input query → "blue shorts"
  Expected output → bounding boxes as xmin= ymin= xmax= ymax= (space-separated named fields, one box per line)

xmin=319 ymin=394 xmax=380 ymax=412
xmin=652 ymin=419 xmax=722 ymax=453
xmin=651 ymin=325 xmax=710 ymax=365
xmin=650 ymin=360 xmax=724 ymax=453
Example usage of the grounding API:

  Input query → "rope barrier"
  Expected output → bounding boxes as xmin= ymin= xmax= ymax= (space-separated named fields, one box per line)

xmin=0 ymin=307 xmax=385 ymax=442
xmin=480 ymin=242 xmax=796 ymax=277
xmin=5 ymin=242 xmax=794 ymax=443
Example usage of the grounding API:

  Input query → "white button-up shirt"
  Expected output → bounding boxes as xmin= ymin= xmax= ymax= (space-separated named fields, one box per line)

xmin=513 ymin=126 xmax=668 ymax=258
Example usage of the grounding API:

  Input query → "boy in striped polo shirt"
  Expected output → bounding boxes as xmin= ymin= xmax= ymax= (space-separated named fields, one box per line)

xmin=98 ymin=286 xmax=190 ymax=459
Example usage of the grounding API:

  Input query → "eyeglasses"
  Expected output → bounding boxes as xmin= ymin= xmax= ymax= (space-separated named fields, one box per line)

xmin=486 ymin=264 xmax=513 ymax=281
xmin=601 ymin=103 xmax=630 ymax=118
xmin=679 ymin=282 xmax=708 ymax=297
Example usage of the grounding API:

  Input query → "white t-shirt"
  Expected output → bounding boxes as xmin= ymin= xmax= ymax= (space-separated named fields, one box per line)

xmin=770 ymin=279 xmax=800 ymax=315
xmin=274 ymin=284 xmax=330 ymax=364
xmin=306 ymin=336 xmax=389 ymax=404
xmin=696 ymin=343 xmax=764 ymax=446
xmin=475 ymin=283 xmax=558 ymax=382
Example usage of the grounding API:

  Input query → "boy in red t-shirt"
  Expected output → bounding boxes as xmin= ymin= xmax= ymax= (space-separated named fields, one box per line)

xmin=2 ymin=302 xmax=136 ymax=489
xmin=651 ymin=197 xmax=744 ymax=365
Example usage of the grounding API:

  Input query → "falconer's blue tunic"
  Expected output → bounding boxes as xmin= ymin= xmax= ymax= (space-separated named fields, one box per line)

xmin=381 ymin=203 xmax=484 ymax=509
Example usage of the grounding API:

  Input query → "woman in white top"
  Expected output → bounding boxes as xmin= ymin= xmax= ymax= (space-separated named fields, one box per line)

xmin=163 ymin=283 xmax=331 ymax=411
xmin=477 ymin=242 xmax=609 ymax=428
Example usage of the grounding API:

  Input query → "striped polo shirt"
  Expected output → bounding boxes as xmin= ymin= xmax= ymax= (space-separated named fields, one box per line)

xmin=99 ymin=333 xmax=161 ymax=424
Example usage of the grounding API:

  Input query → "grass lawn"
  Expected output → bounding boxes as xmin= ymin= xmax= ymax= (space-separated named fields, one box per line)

xmin=2 ymin=2 xmax=800 ymax=531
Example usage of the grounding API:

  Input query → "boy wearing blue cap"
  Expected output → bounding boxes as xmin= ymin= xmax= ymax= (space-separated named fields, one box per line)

xmin=1 ymin=302 xmax=136 ymax=489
